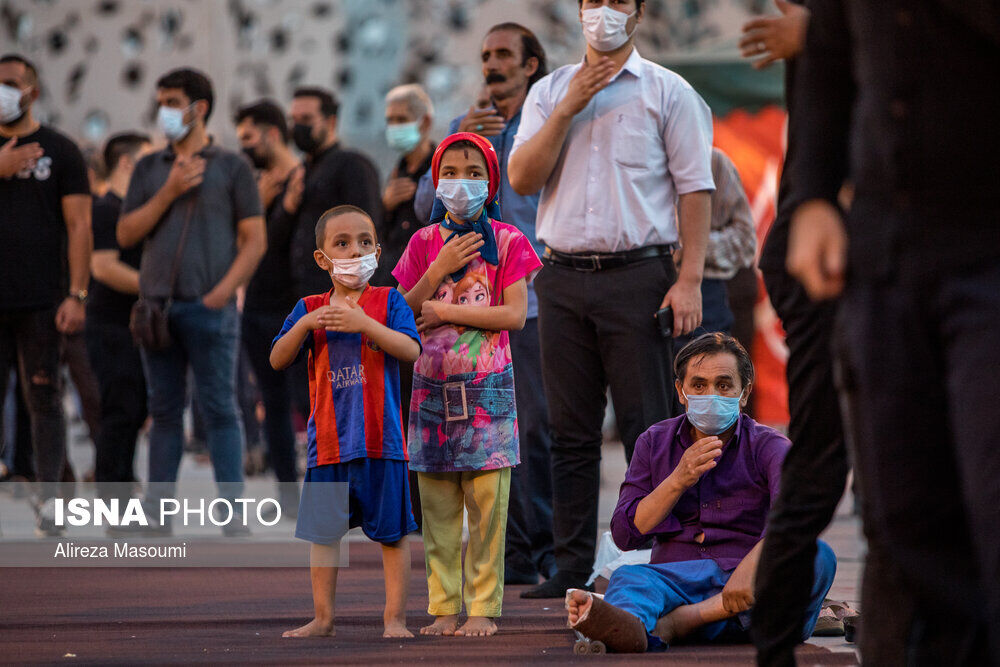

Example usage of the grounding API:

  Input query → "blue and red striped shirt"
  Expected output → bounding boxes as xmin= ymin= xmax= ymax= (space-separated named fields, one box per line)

xmin=273 ymin=286 xmax=420 ymax=467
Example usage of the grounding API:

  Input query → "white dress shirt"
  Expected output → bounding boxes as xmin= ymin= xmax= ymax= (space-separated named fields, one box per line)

xmin=512 ymin=48 xmax=715 ymax=254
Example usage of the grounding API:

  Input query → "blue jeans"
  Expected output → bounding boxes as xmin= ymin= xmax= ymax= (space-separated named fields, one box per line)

xmin=140 ymin=301 xmax=243 ymax=499
xmin=604 ymin=541 xmax=836 ymax=651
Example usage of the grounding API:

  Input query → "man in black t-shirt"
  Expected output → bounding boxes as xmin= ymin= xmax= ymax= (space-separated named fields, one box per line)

xmin=234 ymin=100 xmax=301 ymax=511
xmin=0 ymin=54 xmax=92 ymax=536
xmin=85 ymin=132 xmax=152 ymax=500
xmin=281 ymin=87 xmax=382 ymax=299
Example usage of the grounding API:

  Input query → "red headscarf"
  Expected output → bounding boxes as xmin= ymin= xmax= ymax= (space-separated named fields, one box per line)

xmin=430 ymin=132 xmax=501 ymax=206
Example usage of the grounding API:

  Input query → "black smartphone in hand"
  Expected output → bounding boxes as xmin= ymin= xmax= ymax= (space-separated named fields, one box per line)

xmin=655 ymin=306 xmax=674 ymax=338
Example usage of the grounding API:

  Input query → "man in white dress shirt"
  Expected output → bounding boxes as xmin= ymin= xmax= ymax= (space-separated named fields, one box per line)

xmin=509 ymin=0 xmax=715 ymax=598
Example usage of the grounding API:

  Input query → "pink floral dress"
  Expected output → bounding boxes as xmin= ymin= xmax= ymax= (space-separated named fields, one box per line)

xmin=392 ymin=220 xmax=541 ymax=472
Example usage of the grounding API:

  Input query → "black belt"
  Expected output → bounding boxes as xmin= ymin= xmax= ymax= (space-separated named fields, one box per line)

xmin=543 ymin=244 xmax=677 ymax=272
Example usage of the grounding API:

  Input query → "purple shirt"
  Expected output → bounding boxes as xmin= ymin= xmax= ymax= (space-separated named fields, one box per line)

xmin=610 ymin=414 xmax=790 ymax=571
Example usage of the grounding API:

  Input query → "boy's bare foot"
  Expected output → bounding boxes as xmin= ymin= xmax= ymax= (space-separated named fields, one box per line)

xmin=383 ymin=620 xmax=414 ymax=638
xmin=282 ymin=617 xmax=334 ymax=638
xmin=420 ymin=614 xmax=459 ymax=636
xmin=566 ymin=589 xmax=593 ymax=626
xmin=455 ymin=616 xmax=497 ymax=637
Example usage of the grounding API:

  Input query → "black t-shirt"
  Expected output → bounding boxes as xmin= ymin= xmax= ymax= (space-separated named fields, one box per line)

xmin=286 ymin=143 xmax=382 ymax=298
xmin=88 ymin=191 xmax=141 ymax=325
xmin=245 ymin=176 xmax=297 ymax=314
xmin=0 ymin=125 xmax=90 ymax=310
xmin=372 ymin=146 xmax=435 ymax=288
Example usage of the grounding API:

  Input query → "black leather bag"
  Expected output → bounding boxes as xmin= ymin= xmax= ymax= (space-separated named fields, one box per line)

xmin=129 ymin=199 xmax=195 ymax=350
xmin=129 ymin=297 xmax=172 ymax=351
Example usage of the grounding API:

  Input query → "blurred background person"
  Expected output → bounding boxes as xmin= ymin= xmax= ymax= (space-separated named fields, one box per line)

xmin=234 ymin=99 xmax=301 ymax=515
xmin=0 ymin=53 xmax=92 ymax=535
xmin=116 ymin=67 xmax=265 ymax=532
xmin=86 ymin=131 xmax=153 ymax=500
xmin=673 ymin=147 xmax=756 ymax=351
xmin=283 ymin=87 xmax=382 ymax=300
xmin=375 ymin=84 xmax=435 ymax=289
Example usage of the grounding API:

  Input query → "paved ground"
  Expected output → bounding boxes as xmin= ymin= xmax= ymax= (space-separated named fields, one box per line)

xmin=0 ymin=419 xmax=862 ymax=664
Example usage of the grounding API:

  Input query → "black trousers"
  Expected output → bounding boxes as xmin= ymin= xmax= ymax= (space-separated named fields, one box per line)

xmin=85 ymin=318 xmax=146 ymax=491
xmin=0 ymin=307 xmax=66 ymax=497
xmin=505 ymin=317 xmax=556 ymax=580
xmin=242 ymin=309 xmax=298 ymax=483
xmin=751 ymin=269 xmax=849 ymax=667
xmin=537 ymin=257 xmax=678 ymax=579
xmin=836 ymin=249 xmax=1000 ymax=666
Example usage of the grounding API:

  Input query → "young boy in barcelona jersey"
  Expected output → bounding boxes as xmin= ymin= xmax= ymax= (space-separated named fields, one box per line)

xmin=270 ymin=204 xmax=422 ymax=639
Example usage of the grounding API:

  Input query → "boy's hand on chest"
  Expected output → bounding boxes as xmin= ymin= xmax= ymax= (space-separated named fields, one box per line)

xmin=320 ymin=296 xmax=372 ymax=334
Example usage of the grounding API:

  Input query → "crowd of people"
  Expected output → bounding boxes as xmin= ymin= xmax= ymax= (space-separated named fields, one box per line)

xmin=2 ymin=0 xmax=998 ymax=663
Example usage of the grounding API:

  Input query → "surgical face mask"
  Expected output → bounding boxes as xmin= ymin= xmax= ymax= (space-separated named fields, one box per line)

xmin=320 ymin=250 xmax=379 ymax=290
xmin=292 ymin=123 xmax=322 ymax=155
xmin=0 ymin=84 xmax=28 ymax=125
xmin=157 ymin=104 xmax=193 ymax=142
xmin=385 ymin=121 xmax=422 ymax=153
xmin=581 ymin=6 xmax=636 ymax=52
xmin=436 ymin=178 xmax=489 ymax=221
xmin=684 ymin=390 xmax=743 ymax=436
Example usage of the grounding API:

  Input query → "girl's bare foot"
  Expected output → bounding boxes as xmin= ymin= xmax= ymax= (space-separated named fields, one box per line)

xmin=420 ymin=614 xmax=459 ymax=636
xmin=566 ymin=589 xmax=593 ymax=626
xmin=455 ymin=616 xmax=497 ymax=637
xmin=282 ymin=617 xmax=334 ymax=638
xmin=383 ymin=619 xmax=413 ymax=638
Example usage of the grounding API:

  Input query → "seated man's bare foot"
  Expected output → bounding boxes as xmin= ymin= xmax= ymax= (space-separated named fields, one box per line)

xmin=420 ymin=614 xmax=459 ymax=636
xmin=455 ymin=616 xmax=498 ymax=637
xmin=563 ymin=589 xmax=647 ymax=653
xmin=652 ymin=605 xmax=702 ymax=645
xmin=383 ymin=619 xmax=414 ymax=638
xmin=566 ymin=589 xmax=594 ymax=626
xmin=282 ymin=617 xmax=334 ymax=638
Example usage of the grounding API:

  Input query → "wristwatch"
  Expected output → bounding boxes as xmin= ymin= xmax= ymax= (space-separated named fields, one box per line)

xmin=69 ymin=289 xmax=89 ymax=304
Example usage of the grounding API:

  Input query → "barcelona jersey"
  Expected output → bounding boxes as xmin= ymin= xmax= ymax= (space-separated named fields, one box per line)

xmin=273 ymin=286 xmax=420 ymax=467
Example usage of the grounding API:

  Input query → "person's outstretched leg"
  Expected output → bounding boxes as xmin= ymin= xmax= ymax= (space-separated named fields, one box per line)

xmin=381 ymin=536 xmax=412 ymax=638
xmin=283 ymin=542 xmax=339 ymax=637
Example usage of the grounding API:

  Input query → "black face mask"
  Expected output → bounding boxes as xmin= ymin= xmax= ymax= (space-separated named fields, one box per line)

xmin=241 ymin=145 xmax=269 ymax=170
xmin=292 ymin=123 xmax=321 ymax=155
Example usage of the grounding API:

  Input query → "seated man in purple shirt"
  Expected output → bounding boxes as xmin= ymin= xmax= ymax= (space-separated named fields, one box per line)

xmin=566 ymin=333 xmax=836 ymax=653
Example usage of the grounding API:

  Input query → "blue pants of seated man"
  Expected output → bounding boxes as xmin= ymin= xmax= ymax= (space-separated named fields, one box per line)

xmin=604 ymin=541 xmax=836 ymax=650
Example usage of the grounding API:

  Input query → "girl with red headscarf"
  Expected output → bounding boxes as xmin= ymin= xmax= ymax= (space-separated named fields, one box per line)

xmin=392 ymin=133 xmax=542 ymax=637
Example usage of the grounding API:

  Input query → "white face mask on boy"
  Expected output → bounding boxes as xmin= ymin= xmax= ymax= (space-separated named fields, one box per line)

xmin=320 ymin=250 xmax=379 ymax=290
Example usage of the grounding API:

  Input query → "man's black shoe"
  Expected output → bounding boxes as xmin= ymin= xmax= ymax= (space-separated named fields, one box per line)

xmin=521 ymin=572 xmax=593 ymax=599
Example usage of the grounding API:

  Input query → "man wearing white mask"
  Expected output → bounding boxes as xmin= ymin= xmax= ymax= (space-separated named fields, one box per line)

xmin=509 ymin=0 xmax=715 ymax=597
xmin=0 ymin=54 xmax=92 ymax=536
xmin=117 ymin=68 xmax=265 ymax=533
xmin=376 ymin=84 xmax=435 ymax=289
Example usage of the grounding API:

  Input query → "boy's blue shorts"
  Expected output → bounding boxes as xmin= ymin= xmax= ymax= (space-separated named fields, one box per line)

xmin=295 ymin=458 xmax=418 ymax=545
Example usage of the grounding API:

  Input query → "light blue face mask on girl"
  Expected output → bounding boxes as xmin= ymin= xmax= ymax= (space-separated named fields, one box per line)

xmin=435 ymin=178 xmax=489 ymax=221
xmin=684 ymin=390 xmax=744 ymax=435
